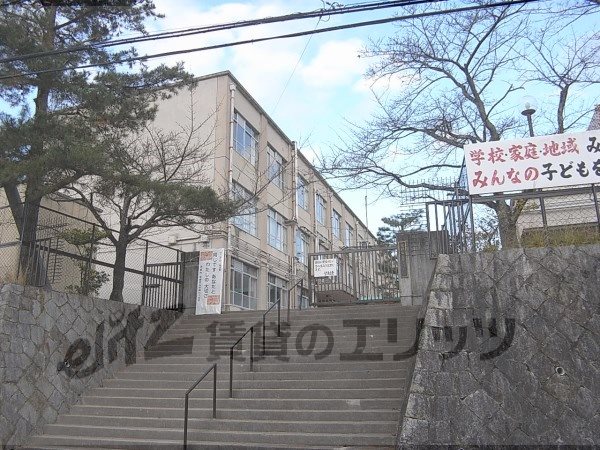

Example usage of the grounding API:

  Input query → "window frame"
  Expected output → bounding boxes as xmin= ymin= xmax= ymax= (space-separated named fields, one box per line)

xmin=233 ymin=111 xmax=258 ymax=165
xmin=230 ymin=259 xmax=258 ymax=310
xmin=297 ymin=176 xmax=309 ymax=210
xmin=268 ymin=273 xmax=288 ymax=308
xmin=345 ymin=223 xmax=354 ymax=247
xmin=295 ymin=229 xmax=309 ymax=264
xmin=267 ymin=208 xmax=288 ymax=252
xmin=332 ymin=210 xmax=341 ymax=238
xmin=231 ymin=182 xmax=257 ymax=235
xmin=315 ymin=193 xmax=326 ymax=225
xmin=267 ymin=146 xmax=285 ymax=190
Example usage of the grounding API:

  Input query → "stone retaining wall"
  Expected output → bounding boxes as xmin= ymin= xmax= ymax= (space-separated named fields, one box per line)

xmin=398 ymin=245 xmax=600 ymax=446
xmin=0 ymin=284 xmax=182 ymax=447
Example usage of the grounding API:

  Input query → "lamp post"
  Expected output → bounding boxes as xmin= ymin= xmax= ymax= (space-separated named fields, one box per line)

xmin=520 ymin=95 xmax=548 ymax=232
xmin=521 ymin=95 xmax=537 ymax=138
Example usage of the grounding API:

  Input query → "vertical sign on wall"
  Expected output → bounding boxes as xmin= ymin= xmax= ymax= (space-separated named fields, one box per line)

xmin=195 ymin=248 xmax=225 ymax=315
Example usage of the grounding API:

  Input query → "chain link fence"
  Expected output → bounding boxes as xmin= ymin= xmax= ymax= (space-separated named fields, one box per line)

xmin=425 ymin=184 xmax=600 ymax=256
xmin=0 ymin=204 xmax=184 ymax=309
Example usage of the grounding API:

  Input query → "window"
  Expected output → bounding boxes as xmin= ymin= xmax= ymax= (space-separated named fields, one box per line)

xmin=233 ymin=112 xmax=257 ymax=165
xmin=268 ymin=146 xmax=285 ymax=189
xmin=231 ymin=182 xmax=256 ymax=235
xmin=268 ymin=274 xmax=288 ymax=308
xmin=332 ymin=210 xmax=341 ymax=238
xmin=268 ymin=208 xmax=287 ymax=251
xmin=297 ymin=176 xmax=308 ymax=210
xmin=345 ymin=223 xmax=354 ymax=247
xmin=295 ymin=229 xmax=309 ymax=264
xmin=231 ymin=259 xmax=258 ymax=309
xmin=315 ymin=193 xmax=326 ymax=224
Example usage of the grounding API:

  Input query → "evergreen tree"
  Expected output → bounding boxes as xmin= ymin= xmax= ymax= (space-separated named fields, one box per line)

xmin=376 ymin=210 xmax=424 ymax=245
xmin=0 ymin=1 xmax=192 ymax=280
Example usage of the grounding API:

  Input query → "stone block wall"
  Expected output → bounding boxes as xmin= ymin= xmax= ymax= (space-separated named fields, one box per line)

xmin=398 ymin=244 xmax=600 ymax=446
xmin=0 ymin=284 xmax=182 ymax=448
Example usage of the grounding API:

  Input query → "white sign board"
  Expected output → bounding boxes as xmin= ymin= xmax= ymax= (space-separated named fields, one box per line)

xmin=464 ymin=130 xmax=600 ymax=195
xmin=313 ymin=258 xmax=338 ymax=278
xmin=195 ymin=249 xmax=225 ymax=315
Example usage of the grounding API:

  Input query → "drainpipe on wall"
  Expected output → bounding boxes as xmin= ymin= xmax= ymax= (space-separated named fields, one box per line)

xmin=291 ymin=141 xmax=298 ymax=308
xmin=225 ymin=83 xmax=236 ymax=311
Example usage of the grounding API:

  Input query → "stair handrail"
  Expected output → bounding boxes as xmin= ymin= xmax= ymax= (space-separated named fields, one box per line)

xmin=262 ymin=299 xmax=281 ymax=356
xmin=229 ymin=325 xmax=255 ymax=398
xmin=183 ymin=362 xmax=217 ymax=450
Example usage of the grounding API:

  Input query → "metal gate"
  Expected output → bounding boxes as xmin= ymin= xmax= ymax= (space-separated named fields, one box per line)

xmin=142 ymin=261 xmax=184 ymax=310
xmin=308 ymin=245 xmax=402 ymax=306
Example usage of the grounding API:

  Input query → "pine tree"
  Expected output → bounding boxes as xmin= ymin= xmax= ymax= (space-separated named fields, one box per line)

xmin=0 ymin=1 xmax=192 ymax=280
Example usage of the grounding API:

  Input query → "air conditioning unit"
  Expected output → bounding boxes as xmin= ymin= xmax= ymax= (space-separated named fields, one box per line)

xmin=167 ymin=235 xmax=177 ymax=245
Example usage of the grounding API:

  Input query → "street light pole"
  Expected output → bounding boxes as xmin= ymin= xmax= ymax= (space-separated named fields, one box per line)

xmin=521 ymin=96 xmax=548 ymax=232
xmin=522 ymin=109 xmax=535 ymax=138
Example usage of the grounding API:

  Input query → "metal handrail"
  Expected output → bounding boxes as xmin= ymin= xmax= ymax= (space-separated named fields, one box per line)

xmin=229 ymin=325 xmax=254 ymax=398
xmin=262 ymin=299 xmax=281 ymax=356
xmin=183 ymin=363 xmax=217 ymax=450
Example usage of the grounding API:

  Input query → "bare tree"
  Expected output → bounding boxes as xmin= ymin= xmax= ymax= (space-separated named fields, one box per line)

xmin=319 ymin=2 xmax=599 ymax=247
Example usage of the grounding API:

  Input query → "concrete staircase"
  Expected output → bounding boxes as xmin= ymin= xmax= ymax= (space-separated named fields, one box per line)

xmin=24 ymin=303 xmax=421 ymax=449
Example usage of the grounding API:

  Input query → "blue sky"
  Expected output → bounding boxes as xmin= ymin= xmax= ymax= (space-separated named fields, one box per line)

xmin=136 ymin=0 xmax=600 ymax=235
xmin=139 ymin=0 xmax=406 ymax=234
xmin=4 ymin=1 xmax=597 ymax=235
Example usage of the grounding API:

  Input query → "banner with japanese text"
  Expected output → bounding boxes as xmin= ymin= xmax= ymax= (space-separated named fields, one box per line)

xmin=195 ymin=248 xmax=225 ymax=315
xmin=464 ymin=130 xmax=600 ymax=195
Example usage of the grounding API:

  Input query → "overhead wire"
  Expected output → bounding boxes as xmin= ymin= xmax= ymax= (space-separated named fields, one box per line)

xmin=271 ymin=16 xmax=323 ymax=114
xmin=0 ymin=0 xmax=542 ymax=81
xmin=0 ymin=0 xmax=445 ymax=65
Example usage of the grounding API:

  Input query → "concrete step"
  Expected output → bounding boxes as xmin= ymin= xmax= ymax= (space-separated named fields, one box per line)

xmin=166 ymin=319 xmax=420 ymax=331
xmin=68 ymin=405 xmax=398 ymax=421
xmin=25 ymin=434 xmax=393 ymax=449
xmin=53 ymin=415 xmax=398 ymax=434
xmin=81 ymin=396 xmax=403 ymax=410
xmin=24 ymin=303 xmax=417 ymax=449
xmin=123 ymin=360 xmax=411 ymax=372
xmin=132 ymin=353 xmax=414 ymax=364
xmin=116 ymin=367 xmax=408 ymax=381
xmin=180 ymin=304 xmax=418 ymax=320
xmin=174 ymin=315 xmax=420 ymax=330
xmin=103 ymin=377 xmax=404 ymax=390
xmin=85 ymin=386 xmax=404 ymax=399
xmin=146 ymin=336 xmax=417 ymax=349
xmin=35 ymin=424 xmax=396 ymax=447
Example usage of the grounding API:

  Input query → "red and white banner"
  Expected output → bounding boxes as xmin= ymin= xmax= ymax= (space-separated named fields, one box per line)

xmin=195 ymin=248 xmax=225 ymax=315
xmin=464 ymin=130 xmax=600 ymax=195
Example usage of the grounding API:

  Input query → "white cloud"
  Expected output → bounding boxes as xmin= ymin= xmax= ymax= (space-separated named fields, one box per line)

xmin=301 ymin=38 xmax=367 ymax=88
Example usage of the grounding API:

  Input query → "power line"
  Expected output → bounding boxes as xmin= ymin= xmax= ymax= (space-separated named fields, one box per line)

xmin=0 ymin=0 xmax=443 ymax=65
xmin=0 ymin=0 xmax=542 ymax=82
xmin=272 ymin=17 xmax=323 ymax=114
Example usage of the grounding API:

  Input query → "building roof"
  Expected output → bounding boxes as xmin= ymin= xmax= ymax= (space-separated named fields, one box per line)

xmin=193 ymin=70 xmax=376 ymax=240
xmin=587 ymin=104 xmax=600 ymax=131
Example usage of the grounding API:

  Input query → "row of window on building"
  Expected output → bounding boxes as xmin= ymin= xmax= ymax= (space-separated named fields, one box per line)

xmin=232 ymin=112 xmax=360 ymax=249
xmin=231 ymin=196 xmax=358 ymax=261
xmin=230 ymin=259 xmax=309 ymax=310
xmin=233 ymin=111 xmax=286 ymax=188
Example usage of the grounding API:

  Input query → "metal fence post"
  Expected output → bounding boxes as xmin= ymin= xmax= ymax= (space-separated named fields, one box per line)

xmin=277 ymin=300 xmax=281 ymax=337
xmin=141 ymin=240 xmax=149 ymax=306
xmin=469 ymin=196 xmax=476 ymax=252
xmin=84 ymin=224 xmax=96 ymax=293
xmin=250 ymin=327 xmax=254 ymax=372
xmin=592 ymin=184 xmax=600 ymax=235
